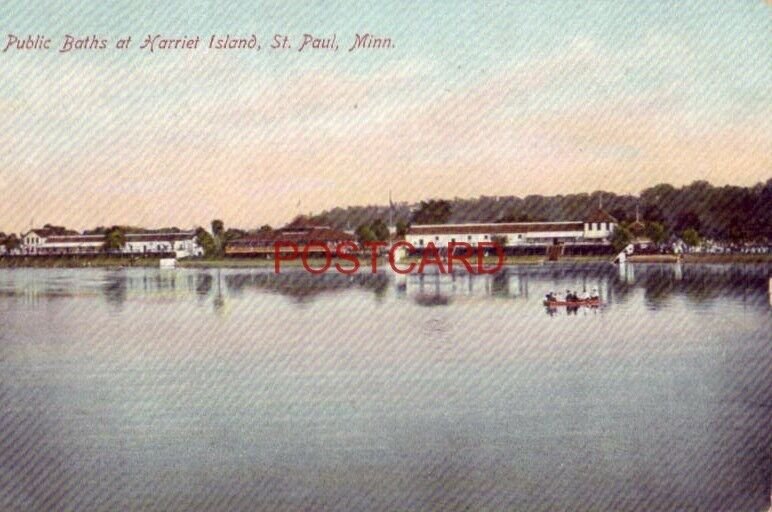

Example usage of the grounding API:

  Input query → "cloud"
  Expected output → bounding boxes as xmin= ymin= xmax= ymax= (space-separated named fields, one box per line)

xmin=0 ymin=32 xmax=769 ymax=232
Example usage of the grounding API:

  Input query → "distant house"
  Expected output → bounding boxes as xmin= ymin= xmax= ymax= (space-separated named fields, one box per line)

xmin=405 ymin=209 xmax=618 ymax=251
xmin=21 ymin=229 xmax=203 ymax=258
xmin=120 ymin=232 xmax=203 ymax=258
xmin=582 ymin=209 xmax=618 ymax=241
xmin=226 ymin=218 xmax=355 ymax=257
xmin=21 ymin=227 xmax=79 ymax=255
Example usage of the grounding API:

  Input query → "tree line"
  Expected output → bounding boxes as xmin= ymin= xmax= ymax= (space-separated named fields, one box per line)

xmin=310 ymin=179 xmax=771 ymax=244
xmin=2 ymin=179 xmax=770 ymax=255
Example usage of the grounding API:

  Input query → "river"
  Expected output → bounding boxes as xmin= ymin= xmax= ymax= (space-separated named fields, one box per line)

xmin=0 ymin=263 xmax=770 ymax=511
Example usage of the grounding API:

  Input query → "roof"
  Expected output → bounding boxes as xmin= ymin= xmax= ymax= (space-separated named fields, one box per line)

xmin=124 ymin=232 xmax=196 ymax=242
xmin=44 ymin=235 xmax=103 ymax=244
xmin=42 ymin=231 xmax=197 ymax=244
xmin=407 ymin=222 xmax=584 ymax=236
xmin=585 ymin=209 xmax=618 ymax=223
xmin=26 ymin=228 xmax=79 ymax=238
xmin=228 ymin=227 xmax=354 ymax=246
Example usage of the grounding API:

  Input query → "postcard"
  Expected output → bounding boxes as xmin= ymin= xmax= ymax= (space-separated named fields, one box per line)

xmin=1 ymin=2 xmax=770 ymax=511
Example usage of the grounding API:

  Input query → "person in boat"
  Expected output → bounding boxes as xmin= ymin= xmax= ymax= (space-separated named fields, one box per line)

xmin=590 ymin=287 xmax=599 ymax=300
xmin=565 ymin=289 xmax=573 ymax=301
xmin=545 ymin=291 xmax=556 ymax=302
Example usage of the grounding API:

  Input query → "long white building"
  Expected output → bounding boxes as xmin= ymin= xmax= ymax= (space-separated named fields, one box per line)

xmin=405 ymin=210 xmax=617 ymax=249
xmin=21 ymin=229 xmax=203 ymax=258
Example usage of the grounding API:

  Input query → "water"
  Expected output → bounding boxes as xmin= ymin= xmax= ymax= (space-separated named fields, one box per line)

xmin=0 ymin=264 xmax=770 ymax=511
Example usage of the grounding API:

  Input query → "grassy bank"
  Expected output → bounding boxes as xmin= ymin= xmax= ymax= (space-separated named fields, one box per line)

xmin=403 ymin=255 xmax=542 ymax=266
xmin=682 ymin=253 xmax=772 ymax=264
xmin=0 ymin=256 xmax=163 ymax=268
xmin=627 ymin=253 xmax=772 ymax=264
xmin=627 ymin=254 xmax=680 ymax=263
xmin=180 ymin=258 xmax=304 ymax=269
xmin=402 ymin=255 xmax=613 ymax=266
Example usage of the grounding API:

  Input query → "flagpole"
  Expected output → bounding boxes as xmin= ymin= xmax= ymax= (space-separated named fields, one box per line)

xmin=388 ymin=190 xmax=394 ymax=242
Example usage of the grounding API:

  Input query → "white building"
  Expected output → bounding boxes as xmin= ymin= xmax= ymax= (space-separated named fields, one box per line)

xmin=405 ymin=210 xmax=617 ymax=249
xmin=119 ymin=232 xmax=203 ymax=258
xmin=21 ymin=230 xmax=203 ymax=258
xmin=22 ymin=228 xmax=79 ymax=255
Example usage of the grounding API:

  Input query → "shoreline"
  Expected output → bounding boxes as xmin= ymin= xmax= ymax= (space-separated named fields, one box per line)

xmin=0 ymin=256 xmax=163 ymax=268
xmin=1 ymin=253 xmax=770 ymax=269
xmin=626 ymin=254 xmax=772 ymax=264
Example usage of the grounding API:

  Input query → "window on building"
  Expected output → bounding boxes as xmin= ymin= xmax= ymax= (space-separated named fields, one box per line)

xmin=588 ymin=224 xmax=593 ymax=231
xmin=467 ymin=235 xmax=472 ymax=241
xmin=435 ymin=236 xmax=439 ymax=241
xmin=418 ymin=239 xmax=424 ymax=246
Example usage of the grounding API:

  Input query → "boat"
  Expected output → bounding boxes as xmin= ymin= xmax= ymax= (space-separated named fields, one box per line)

xmin=543 ymin=298 xmax=601 ymax=307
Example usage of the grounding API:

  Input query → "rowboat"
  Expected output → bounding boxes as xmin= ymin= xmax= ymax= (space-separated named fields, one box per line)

xmin=543 ymin=298 xmax=601 ymax=307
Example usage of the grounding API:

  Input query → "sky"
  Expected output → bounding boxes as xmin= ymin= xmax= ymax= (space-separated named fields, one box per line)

xmin=0 ymin=1 xmax=770 ymax=232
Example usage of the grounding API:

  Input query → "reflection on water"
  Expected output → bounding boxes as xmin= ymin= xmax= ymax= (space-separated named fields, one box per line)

xmin=1 ymin=263 xmax=768 ymax=312
xmin=0 ymin=264 xmax=770 ymax=511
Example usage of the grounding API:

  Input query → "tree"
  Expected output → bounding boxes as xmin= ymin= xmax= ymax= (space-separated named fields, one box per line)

xmin=498 ymin=211 xmax=542 ymax=223
xmin=3 ymin=234 xmax=21 ymax=253
xmin=223 ymin=228 xmax=245 ymax=242
xmin=645 ymin=222 xmax=667 ymax=245
xmin=395 ymin=220 xmax=408 ymax=238
xmin=103 ymin=226 xmax=126 ymax=253
xmin=610 ymin=226 xmax=633 ymax=252
xmin=211 ymin=219 xmax=225 ymax=256
xmin=642 ymin=203 xmax=665 ymax=223
xmin=410 ymin=200 xmax=452 ymax=225
xmin=674 ymin=211 xmax=701 ymax=234
xmin=370 ymin=218 xmax=390 ymax=241
xmin=305 ymin=179 xmax=769 ymax=242
xmin=41 ymin=224 xmax=70 ymax=235
xmin=609 ymin=208 xmax=630 ymax=223
xmin=640 ymin=183 xmax=676 ymax=207
xmin=355 ymin=225 xmax=376 ymax=245
xmin=195 ymin=227 xmax=216 ymax=258
xmin=211 ymin=219 xmax=224 ymax=237
xmin=681 ymin=228 xmax=701 ymax=248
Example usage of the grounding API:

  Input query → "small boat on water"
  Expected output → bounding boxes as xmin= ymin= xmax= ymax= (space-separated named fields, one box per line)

xmin=543 ymin=298 xmax=601 ymax=307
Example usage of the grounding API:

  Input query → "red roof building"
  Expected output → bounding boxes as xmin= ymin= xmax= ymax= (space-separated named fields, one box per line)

xmin=226 ymin=220 xmax=355 ymax=257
